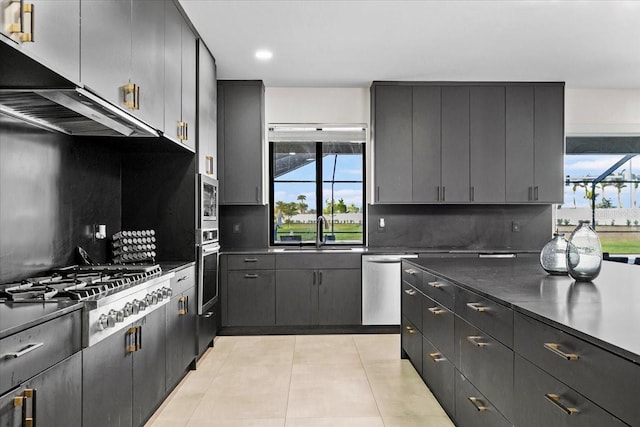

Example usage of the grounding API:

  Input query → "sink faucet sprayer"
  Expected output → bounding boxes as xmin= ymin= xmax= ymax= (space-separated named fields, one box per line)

xmin=316 ymin=216 xmax=329 ymax=248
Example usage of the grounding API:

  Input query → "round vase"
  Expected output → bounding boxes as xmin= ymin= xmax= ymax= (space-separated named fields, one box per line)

xmin=540 ymin=232 xmax=569 ymax=275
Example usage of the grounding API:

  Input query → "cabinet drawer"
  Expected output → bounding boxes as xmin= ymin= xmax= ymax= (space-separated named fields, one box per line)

xmin=422 ymin=297 xmax=454 ymax=359
xmin=276 ymin=253 xmax=360 ymax=269
xmin=455 ymin=286 xmax=513 ymax=347
xmin=514 ymin=312 xmax=640 ymax=426
xmin=401 ymin=316 xmax=422 ymax=376
xmin=515 ymin=355 xmax=627 ymax=427
xmin=456 ymin=316 xmax=514 ymax=422
xmin=227 ymin=254 xmax=275 ymax=270
xmin=401 ymin=263 xmax=421 ymax=287
xmin=401 ymin=283 xmax=422 ymax=332
xmin=419 ymin=272 xmax=455 ymax=311
xmin=422 ymin=337 xmax=455 ymax=418
xmin=170 ymin=265 xmax=196 ymax=295
xmin=0 ymin=310 xmax=82 ymax=395
xmin=455 ymin=371 xmax=511 ymax=427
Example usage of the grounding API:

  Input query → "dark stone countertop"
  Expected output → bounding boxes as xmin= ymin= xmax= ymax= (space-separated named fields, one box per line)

xmin=220 ymin=247 xmax=539 ymax=255
xmin=407 ymin=256 xmax=640 ymax=364
xmin=0 ymin=301 xmax=84 ymax=339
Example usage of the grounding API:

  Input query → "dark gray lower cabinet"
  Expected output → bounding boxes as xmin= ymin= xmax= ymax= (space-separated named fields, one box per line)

xmin=276 ymin=270 xmax=316 ymax=325
xmin=166 ymin=285 xmax=196 ymax=391
xmin=401 ymin=316 xmax=422 ymax=376
xmin=83 ymin=308 xmax=166 ymax=427
xmin=455 ymin=372 xmax=511 ymax=427
xmin=421 ymin=337 xmax=455 ymax=418
xmin=227 ymin=270 xmax=275 ymax=326
xmin=318 ymin=269 xmax=361 ymax=325
xmin=515 ymin=355 xmax=626 ymax=427
xmin=0 ymin=352 xmax=82 ymax=426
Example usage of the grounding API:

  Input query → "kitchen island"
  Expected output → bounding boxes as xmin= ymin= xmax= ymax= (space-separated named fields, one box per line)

xmin=402 ymin=256 xmax=639 ymax=427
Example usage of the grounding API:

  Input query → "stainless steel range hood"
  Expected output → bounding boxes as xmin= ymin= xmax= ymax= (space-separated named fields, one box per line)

xmin=0 ymin=40 xmax=158 ymax=137
xmin=0 ymin=88 xmax=159 ymax=137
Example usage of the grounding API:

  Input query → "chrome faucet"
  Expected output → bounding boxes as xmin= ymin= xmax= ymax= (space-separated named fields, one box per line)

xmin=316 ymin=216 xmax=329 ymax=248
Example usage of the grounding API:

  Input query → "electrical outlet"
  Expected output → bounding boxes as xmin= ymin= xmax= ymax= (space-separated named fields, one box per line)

xmin=232 ymin=223 xmax=241 ymax=234
xmin=378 ymin=217 xmax=385 ymax=232
xmin=512 ymin=221 xmax=521 ymax=232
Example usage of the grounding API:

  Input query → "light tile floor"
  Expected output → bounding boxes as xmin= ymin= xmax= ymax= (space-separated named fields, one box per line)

xmin=145 ymin=334 xmax=455 ymax=427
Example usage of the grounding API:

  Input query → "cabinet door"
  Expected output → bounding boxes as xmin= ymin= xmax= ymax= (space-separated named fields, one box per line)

xmin=25 ymin=352 xmax=82 ymax=427
xmin=318 ymin=269 xmax=361 ymax=325
xmin=165 ymin=294 xmax=183 ymax=391
xmin=412 ymin=86 xmax=442 ymax=203
xmin=275 ymin=270 xmax=316 ymax=325
xmin=219 ymin=83 xmax=264 ymax=204
xmin=133 ymin=308 xmax=166 ymax=427
xmin=422 ymin=337 xmax=455 ymax=418
xmin=180 ymin=23 xmax=197 ymax=151
xmin=0 ymin=384 xmax=26 ymax=426
xmin=131 ymin=0 xmax=165 ymax=130
xmin=470 ymin=86 xmax=505 ymax=203
xmin=506 ymin=86 xmax=535 ymax=202
xmin=534 ymin=85 xmax=565 ymax=203
xmin=227 ymin=270 xmax=275 ymax=326
xmin=83 ymin=330 xmax=133 ymax=427
xmin=80 ymin=0 xmax=131 ymax=106
xmin=15 ymin=0 xmax=80 ymax=82
xmin=373 ymin=85 xmax=412 ymax=203
xmin=198 ymin=41 xmax=217 ymax=176
xmin=441 ymin=86 xmax=470 ymax=202
xmin=164 ymin=0 xmax=182 ymax=142
xmin=182 ymin=286 xmax=198 ymax=366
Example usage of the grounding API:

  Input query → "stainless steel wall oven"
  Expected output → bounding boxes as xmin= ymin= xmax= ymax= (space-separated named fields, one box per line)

xmin=197 ymin=174 xmax=219 ymax=315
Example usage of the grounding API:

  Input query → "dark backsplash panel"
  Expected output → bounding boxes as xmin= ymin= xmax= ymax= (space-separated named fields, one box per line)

xmin=219 ymin=205 xmax=269 ymax=249
xmin=0 ymin=115 xmax=121 ymax=283
xmin=367 ymin=204 xmax=553 ymax=250
xmin=121 ymin=152 xmax=196 ymax=262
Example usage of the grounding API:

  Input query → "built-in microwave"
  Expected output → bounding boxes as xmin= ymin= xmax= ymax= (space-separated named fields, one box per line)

xmin=198 ymin=174 xmax=218 ymax=231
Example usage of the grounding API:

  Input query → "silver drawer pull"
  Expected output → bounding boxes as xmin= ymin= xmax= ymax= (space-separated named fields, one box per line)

xmin=244 ymin=258 xmax=258 ymax=262
xmin=544 ymin=393 xmax=579 ymax=415
xmin=428 ymin=352 xmax=446 ymax=363
xmin=427 ymin=281 xmax=442 ymax=288
xmin=244 ymin=274 xmax=259 ymax=279
xmin=404 ymin=269 xmax=417 ymax=275
xmin=176 ymin=275 xmax=188 ymax=282
xmin=468 ymin=396 xmax=488 ymax=412
xmin=544 ymin=343 xmax=579 ymax=361
xmin=404 ymin=289 xmax=416 ymax=296
xmin=428 ymin=307 xmax=446 ymax=315
xmin=467 ymin=336 xmax=488 ymax=348
xmin=466 ymin=302 xmax=488 ymax=312
xmin=4 ymin=342 xmax=44 ymax=359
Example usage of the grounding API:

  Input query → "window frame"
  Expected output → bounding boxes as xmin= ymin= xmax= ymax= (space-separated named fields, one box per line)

xmin=269 ymin=140 xmax=366 ymax=247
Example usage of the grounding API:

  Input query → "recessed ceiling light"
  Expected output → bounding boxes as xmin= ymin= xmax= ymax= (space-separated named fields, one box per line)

xmin=255 ymin=49 xmax=273 ymax=60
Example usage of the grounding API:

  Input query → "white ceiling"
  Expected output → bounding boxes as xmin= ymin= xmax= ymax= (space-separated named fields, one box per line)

xmin=180 ymin=0 xmax=640 ymax=89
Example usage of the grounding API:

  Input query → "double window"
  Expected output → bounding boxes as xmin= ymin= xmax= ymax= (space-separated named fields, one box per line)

xmin=269 ymin=125 xmax=366 ymax=246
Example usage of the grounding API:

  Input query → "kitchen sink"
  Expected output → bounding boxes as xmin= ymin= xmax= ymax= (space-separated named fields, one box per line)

xmin=271 ymin=247 xmax=366 ymax=253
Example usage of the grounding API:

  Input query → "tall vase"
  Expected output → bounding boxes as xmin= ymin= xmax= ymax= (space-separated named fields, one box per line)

xmin=566 ymin=220 xmax=603 ymax=282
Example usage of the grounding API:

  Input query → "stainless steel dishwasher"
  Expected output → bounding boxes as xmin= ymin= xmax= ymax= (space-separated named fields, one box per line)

xmin=362 ymin=253 xmax=418 ymax=325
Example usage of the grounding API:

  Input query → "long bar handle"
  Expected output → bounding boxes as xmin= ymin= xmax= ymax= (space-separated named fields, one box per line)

xmin=206 ymin=156 xmax=214 ymax=175
xmin=21 ymin=3 xmax=34 ymax=42
xmin=428 ymin=307 xmax=446 ymax=315
xmin=468 ymin=396 xmax=488 ymax=412
xmin=544 ymin=343 xmax=579 ymax=361
xmin=177 ymin=275 xmax=188 ymax=282
xmin=4 ymin=342 xmax=44 ymax=359
xmin=178 ymin=296 xmax=187 ymax=315
xmin=8 ymin=0 xmax=23 ymax=34
xmin=427 ymin=281 xmax=442 ymax=288
xmin=405 ymin=326 xmax=415 ymax=334
xmin=126 ymin=327 xmax=137 ymax=353
xmin=244 ymin=273 xmax=259 ymax=279
xmin=404 ymin=268 xmax=417 ymax=276
xmin=244 ymin=258 xmax=258 ymax=262
xmin=136 ymin=325 xmax=142 ymax=351
xmin=466 ymin=302 xmax=488 ymax=312
xmin=403 ymin=289 xmax=416 ymax=296
xmin=544 ymin=393 xmax=579 ymax=415
xmin=467 ymin=335 xmax=488 ymax=348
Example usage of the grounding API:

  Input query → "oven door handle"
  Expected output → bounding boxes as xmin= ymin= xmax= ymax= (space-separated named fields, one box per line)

xmin=202 ymin=245 xmax=220 ymax=254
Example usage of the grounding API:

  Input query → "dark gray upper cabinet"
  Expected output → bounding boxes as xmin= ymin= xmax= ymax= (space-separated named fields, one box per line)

xmin=81 ymin=0 xmax=165 ymax=131
xmin=218 ymin=80 xmax=265 ymax=205
xmin=441 ymin=86 xmax=471 ymax=203
xmin=197 ymin=41 xmax=217 ymax=176
xmin=1 ymin=0 xmax=80 ymax=82
xmin=164 ymin=0 xmax=196 ymax=150
xmin=470 ymin=86 xmax=506 ymax=203
xmin=372 ymin=81 xmax=564 ymax=205
xmin=412 ymin=86 xmax=442 ymax=203
xmin=373 ymin=84 xmax=413 ymax=203
xmin=506 ymin=84 xmax=565 ymax=203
